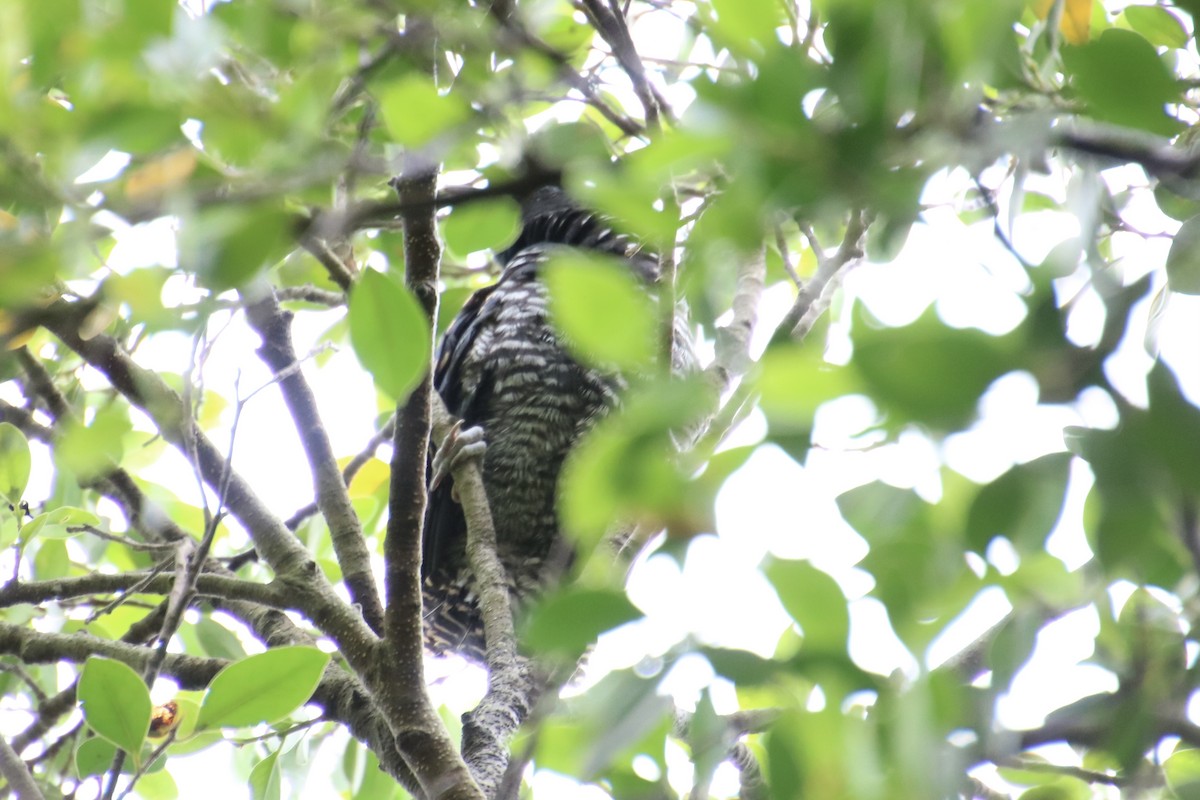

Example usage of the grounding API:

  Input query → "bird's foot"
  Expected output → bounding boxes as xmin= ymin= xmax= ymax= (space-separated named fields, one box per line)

xmin=430 ymin=420 xmax=487 ymax=493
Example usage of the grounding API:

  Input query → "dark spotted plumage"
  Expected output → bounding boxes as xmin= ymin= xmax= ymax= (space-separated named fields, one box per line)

xmin=421 ymin=187 xmax=687 ymax=661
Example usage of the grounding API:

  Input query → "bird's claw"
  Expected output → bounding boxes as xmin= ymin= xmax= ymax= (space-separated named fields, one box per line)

xmin=430 ymin=421 xmax=487 ymax=493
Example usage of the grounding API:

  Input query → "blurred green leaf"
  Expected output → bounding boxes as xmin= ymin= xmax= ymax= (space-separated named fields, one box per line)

xmin=701 ymin=646 xmax=784 ymax=686
xmin=75 ymin=736 xmax=118 ymax=778
xmin=1165 ymin=747 xmax=1200 ymax=800
xmin=441 ymin=197 xmax=521 ymax=257
xmin=560 ymin=378 xmax=709 ymax=544
xmin=544 ymin=252 xmax=658 ymax=372
xmin=56 ymin=404 xmax=131 ymax=483
xmin=348 ymin=269 xmax=431 ymax=403
xmin=0 ymin=422 xmax=30 ymax=504
xmin=965 ymin=453 xmax=1070 ymax=554
xmin=536 ymin=669 xmax=672 ymax=779
xmin=756 ymin=345 xmax=861 ymax=427
xmin=21 ymin=506 xmax=101 ymax=541
xmin=1062 ymin=28 xmax=1182 ymax=135
xmin=711 ymin=0 xmax=784 ymax=53
xmin=852 ymin=308 xmax=1015 ymax=429
xmin=987 ymin=609 xmax=1041 ymax=691
xmin=196 ymin=646 xmax=330 ymax=731
xmin=177 ymin=204 xmax=292 ymax=291
xmin=379 ymin=75 xmax=470 ymax=148
xmin=79 ymin=656 xmax=151 ymax=768
xmin=524 ymin=587 xmax=641 ymax=660
xmin=192 ymin=617 xmax=248 ymax=661
xmin=839 ymin=482 xmax=976 ymax=647
xmin=762 ymin=558 xmax=849 ymax=653
xmin=1121 ymin=5 xmax=1188 ymax=49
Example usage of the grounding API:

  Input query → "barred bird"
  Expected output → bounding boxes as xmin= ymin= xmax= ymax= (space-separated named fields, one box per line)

xmin=421 ymin=186 xmax=691 ymax=661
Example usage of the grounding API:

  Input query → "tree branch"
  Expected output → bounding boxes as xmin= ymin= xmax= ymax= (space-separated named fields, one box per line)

xmin=579 ymin=0 xmax=668 ymax=130
xmin=0 ymin=734 xmax=44 ymax=800
xmin=0 ymin=571 xmax=286 ymax=610
xmin=34 ymin=301 xmax=380 ymax=675
xmin=244 ymin=291 xmax=385 ymax=633
xmin=427 ymin=395 xmax=536 ymax=796
xmin=5 ymin=346 xmax=421 ymax=791
xmin=772 ymin=209 xmax=871 ymax=345
xmin=706 ymin=245 xmax=766 ymax=394
xmin=376 ymin=18 xmax=483 ymax=800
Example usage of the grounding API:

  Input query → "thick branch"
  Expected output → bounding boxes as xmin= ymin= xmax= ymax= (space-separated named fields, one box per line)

xmin=377 ymin=19 xmax=482 ymax=800
xmin=0 ymin=735 xmax=44 ymax=800
xmin=1053 ymin=121 xmax=1200 ymax=184
xmin=0 ymin=621 xmax=228 ymax=688
xmin=0 ymin=571 xmax=285 ymax=609
xmin=428 ymin=395 xmax=533 ymax=796
xmin=244 ymin=292 xmax=385 ymax=633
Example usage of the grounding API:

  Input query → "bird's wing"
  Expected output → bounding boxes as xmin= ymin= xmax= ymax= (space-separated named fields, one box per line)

xmin=422 ymin=282 xmax=498 ymax=583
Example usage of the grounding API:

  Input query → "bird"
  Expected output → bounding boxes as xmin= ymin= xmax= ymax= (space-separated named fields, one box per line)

xmin=420 ymin=185 xmax=692 ymax=662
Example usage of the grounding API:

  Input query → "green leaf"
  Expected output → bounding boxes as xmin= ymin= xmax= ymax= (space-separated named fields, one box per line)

xmin=1122 ymin=6 xmax=1189 ymax=49
xmin=195 ymin=646 xmax=330 ymax=731
xmin=524 ymin=587 xmax=641 ymax=660
xmin=838 ymin=482 xmax=974 ymax=648
xmin=75 ymin=737 xmax=119 ymax=778
xmin=192 ymin=617 xmax=248 ymax=661
xmin=24 ymin=506 xmax=102 ymax=541
xmin=177 ymin=204 xmax=292 ymax=291
xmin=1164 ymin=747 xmax=1200 ymax=800
xmin=701 ymin=646 xmax=784 ymax=686
xmin=544 ymin=252 xmax=658 ymax=372
xmin=534 ymin=669 xmax=672 ymax=779
xmin=56 ymin=404 xmax=131 ymax=482
xmin=852 ymin=308 xmax=1014 ymax=429
xmin=534 ymin=2 xmax=594 ymax=56
xmin=379 ymin=75 xmax=470 ymax=148
xmin=441 ymin=198 xmax=521 ymax=257
xmin=79 ymin=656 xmax=152 ymax=768
xmin=711 ymin=0 xmax=784 ymax=53
xmin=348 ymin=269 xmax=431 ymax=403
xmin=1062 ymin=28 xmax=1182 ymax=136
xmin=0 ymin=422 xmax=31 ymax=504
xmin=762 ymin=558 xmax=849 ymax=653
xmin=559 ymin=378 xmax=708 ymax=544
xmin=965 ymin=453 xmax=1071 ymax=554
xmin=756 ymin=345 xmax=860 ymax=426
xmin=1166 ymin=215 xmax=1200 ymax=294
xmin=987 ymin=609 xmax=1041 ymax=691
xmin=249 ymin=749 xmax=282 ymax=800
xmin=130 ymin=768 xmax=178 ymax=800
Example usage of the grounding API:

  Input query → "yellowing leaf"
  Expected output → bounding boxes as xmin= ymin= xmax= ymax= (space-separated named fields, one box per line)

xmin=343 ymin=457 xmax=389 ymax=497
xmin=1032 ymin=0 xmax=1092 ymax=44
xmin=124 ymin=149 xmax=197 ymax=201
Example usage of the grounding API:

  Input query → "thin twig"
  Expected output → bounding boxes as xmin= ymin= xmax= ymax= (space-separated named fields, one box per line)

xmin=772 ymin=209 xmax=872 ymax=344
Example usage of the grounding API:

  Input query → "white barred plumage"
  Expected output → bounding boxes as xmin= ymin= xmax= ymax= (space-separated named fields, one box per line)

xmin=421 ymin=186 xmax=691 ymax=661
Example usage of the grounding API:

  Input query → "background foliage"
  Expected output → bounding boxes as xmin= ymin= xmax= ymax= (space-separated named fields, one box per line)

xmin=3 ymin=0 xmax=1200 ymax=798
